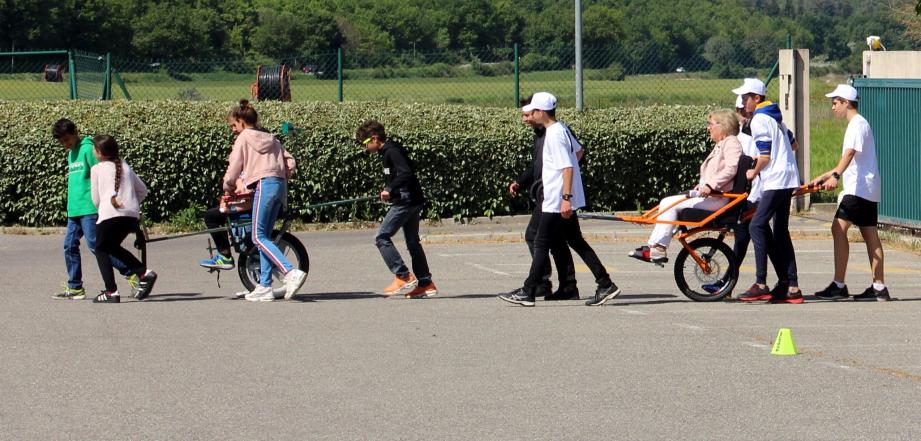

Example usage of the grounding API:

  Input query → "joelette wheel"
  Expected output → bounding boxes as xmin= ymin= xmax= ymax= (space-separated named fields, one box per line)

xmin=238 ymin=231 xmax=309 ymax=297
xmin=674 ymin=237 xmax=738 ymax=302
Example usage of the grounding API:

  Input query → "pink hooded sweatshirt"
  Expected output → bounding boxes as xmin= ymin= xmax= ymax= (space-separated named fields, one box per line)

xmin=223 ymin=128 xmax=296 ymax=193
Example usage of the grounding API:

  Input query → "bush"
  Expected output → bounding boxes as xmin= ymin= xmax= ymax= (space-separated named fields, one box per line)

xmin=176 ymin=88 xmax=205 ymax=101
xmin=470 ymin=59 xmax=514 ymax=77
xmin=520 ymin=53 xmax=559 ymax=72
xmin=586 ymin=62 xmax=626 ymax=81
xmin=0 ymin=101 xmax=713 ymax=226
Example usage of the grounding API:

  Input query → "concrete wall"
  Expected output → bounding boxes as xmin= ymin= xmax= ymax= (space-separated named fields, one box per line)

xmin=779 ymin=49 xmax=810 ymax=211
xmin=863 ymin=51 xmax=921 ymax=79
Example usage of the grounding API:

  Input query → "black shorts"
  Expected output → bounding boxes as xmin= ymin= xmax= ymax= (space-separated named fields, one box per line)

xmin=835 ymin=194 xmax=878 ymax=227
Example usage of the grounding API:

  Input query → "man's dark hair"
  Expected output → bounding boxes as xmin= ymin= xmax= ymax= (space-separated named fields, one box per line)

xmin=545 ymin=108 xmax=556 ymax=118
xmin=52 ymin=118 xmax=77 ymax=140
xmin=356 ymin=120 xmax=387 ymax=143
xmin=520 ymin=94 xmax=533 ymax=107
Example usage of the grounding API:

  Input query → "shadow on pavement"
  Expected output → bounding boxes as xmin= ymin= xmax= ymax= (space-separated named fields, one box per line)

xmin=143 ymin=293 xmax=222 ymax=302
xmin=426 ymin=293 xmax=505 ymax=300
xmin=291 ymin=291 xmax=384 ymax=302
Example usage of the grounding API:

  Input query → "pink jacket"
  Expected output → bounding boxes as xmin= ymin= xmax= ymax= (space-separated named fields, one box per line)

xmin=700 ymin=135 xmax=743 ymax=192
xmin=223 ymin=128 xmax=296 ymax=193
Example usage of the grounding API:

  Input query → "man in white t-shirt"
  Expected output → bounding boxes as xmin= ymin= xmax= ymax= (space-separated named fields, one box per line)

xmin=731 ymin=78 xmax=804 ymax=304
xmin=703 ymin=95 xmax=785 ymax=297
xmin=499 ymin=92 xmax=621 ymax=307
xmin=810 ymin=84 xmax=889 ymax=302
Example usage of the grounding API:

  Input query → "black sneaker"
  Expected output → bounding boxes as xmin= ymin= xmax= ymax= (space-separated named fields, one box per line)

xmin=499 ymin=288 xmax=535 ymax=307
xmin=535 ymin=283 xmax=553 ymax=298
xmin=770 ymin=281 xmax=790 ymax=298
xmin=853 ymin=286 xmax=891 ymax=302
xmin=814 ymin=282 xmax=849 ymax=300
xmin=585 ymin=283 xmax=622 ymax=306
xmin=770 ymin=290 xmax=804 ymax=304
xmin=135 ymin=270 xmax=158 ymax=300
xmin=546 ymin=285 xmax=579 ymax=301
xmin=93 ymin=291 xmax=121 ymax=303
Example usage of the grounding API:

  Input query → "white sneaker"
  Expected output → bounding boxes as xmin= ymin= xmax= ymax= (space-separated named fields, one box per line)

xmin=283 ymin=269 xmax=307 ymax=300
xmin=233 ymin=290 xmax=249 ymax=299
xmin=245 ymin=285 xmax=274 ymax=302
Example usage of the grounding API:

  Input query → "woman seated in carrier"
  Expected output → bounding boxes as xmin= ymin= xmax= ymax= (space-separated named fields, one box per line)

xmin=629 ymin=109 xmax=743 ymax=264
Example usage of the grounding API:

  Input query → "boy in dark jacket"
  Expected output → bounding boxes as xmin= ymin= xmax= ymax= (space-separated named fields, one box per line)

xmin=357 ymin=120 xmax=436 ymax=298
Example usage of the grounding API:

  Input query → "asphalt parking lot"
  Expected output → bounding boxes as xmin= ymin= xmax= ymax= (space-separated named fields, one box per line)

xmin=1 ymin=215 xmax=920 ymax=440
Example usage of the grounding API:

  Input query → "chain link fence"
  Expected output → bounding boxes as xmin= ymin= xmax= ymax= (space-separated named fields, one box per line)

xmin=0 ymin=45 xmax=780 ymax=108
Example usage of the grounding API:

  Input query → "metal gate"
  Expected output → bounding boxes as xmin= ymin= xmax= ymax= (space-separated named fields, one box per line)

xmin=853 ymin=78 xmax=921 ymax=229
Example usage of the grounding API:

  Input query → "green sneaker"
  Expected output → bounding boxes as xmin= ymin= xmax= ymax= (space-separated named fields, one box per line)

xmin=126 ymin=273 xmax=141 ymax=297
xmin=53 ymin=285 xmax=86 ymax=300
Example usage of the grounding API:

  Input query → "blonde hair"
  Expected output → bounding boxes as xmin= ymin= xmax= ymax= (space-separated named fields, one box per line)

xmin=708 ymin=109 xmax=740 ymax=138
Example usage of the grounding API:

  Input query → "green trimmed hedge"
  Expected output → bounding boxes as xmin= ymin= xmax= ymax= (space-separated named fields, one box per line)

xmin=0 ymin=101 xmax=714 ymax=226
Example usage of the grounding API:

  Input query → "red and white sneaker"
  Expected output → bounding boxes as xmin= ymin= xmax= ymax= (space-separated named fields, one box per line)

xmin=628 ymin=245 xmax=668 ymax=265
xmin=739 ymin=284 xmax=772 ymax=302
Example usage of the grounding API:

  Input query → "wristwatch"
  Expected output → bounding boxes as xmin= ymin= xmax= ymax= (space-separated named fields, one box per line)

xmin=831 ymin=172 xmax=841 ymax=180
xmin=561 ymin=194 xmax=573 ymax=201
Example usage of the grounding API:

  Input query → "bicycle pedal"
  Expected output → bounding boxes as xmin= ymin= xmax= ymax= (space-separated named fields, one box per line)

xmin=653 ymin=258 xmax=668 ymax=267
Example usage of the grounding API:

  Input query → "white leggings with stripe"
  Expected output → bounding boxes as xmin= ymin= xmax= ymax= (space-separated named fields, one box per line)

xmin=647 ymin=194 xmax=729 ymax=249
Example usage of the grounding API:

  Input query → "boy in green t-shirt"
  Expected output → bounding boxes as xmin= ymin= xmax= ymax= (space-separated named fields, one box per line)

xmin=52 ymin=119 xmax=137 ymax=300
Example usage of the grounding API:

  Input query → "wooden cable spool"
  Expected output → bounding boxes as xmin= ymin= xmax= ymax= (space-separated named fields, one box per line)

xmin=252 ymin=64 xmax=291 ymax=101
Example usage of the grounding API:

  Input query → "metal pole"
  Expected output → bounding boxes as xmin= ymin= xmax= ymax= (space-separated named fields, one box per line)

xmin=0 ymin=49 xmax=69 ymax=56
xmin=513 ymin=43 xmax=520 ymax=107
xmin=764 ymin=33 xmax=792 ymax=90
xmin=575 ymin=0 xmax=584 ymax=111
xmin=337 ymin=47 xmax=343 ymax=102
xmin=104 ymin=53 xmax=112 ymax=100
xmin=68 ymin=51 xmax=77 ymax=100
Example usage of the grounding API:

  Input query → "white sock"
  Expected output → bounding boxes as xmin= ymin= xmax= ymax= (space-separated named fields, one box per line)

xmin=872 ymin=282 xmax=886 ymax=291
xmin=833 ymin=280 xmax=846 ymax=289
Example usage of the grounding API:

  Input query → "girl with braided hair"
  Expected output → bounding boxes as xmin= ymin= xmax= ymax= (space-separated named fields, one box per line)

xmin=90 ymin=135 xmax=158 ymax=303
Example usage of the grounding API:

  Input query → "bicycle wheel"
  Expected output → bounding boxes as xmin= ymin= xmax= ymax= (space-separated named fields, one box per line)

xmin=673 ymin=237 xmax=737 ymax=302
xmin=238 ymin=231 xmax=310 ymax=297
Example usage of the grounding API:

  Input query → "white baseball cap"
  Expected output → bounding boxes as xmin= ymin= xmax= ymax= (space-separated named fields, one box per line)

xmin=825 ymin=84 xmax=858 ymax=101
xmin=735 ymin=95 xmax=744 ymax=109
xmin=731 ymin=78 xmax=766 ymax=96
xmin=522 ymin=92 xmax=557 ymax=112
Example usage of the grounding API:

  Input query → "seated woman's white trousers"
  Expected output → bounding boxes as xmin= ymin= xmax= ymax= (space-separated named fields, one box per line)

xmin=647 ymin=194 xmax=730 ymax=249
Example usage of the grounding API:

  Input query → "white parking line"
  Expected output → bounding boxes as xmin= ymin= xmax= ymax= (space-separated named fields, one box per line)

xmin=465 ymin=262 xmax=512 ymax=276
xmin=675 ymin=323 xmax=706 ymax=331
xmin=743 ymin=342 xmax=769 ymax=349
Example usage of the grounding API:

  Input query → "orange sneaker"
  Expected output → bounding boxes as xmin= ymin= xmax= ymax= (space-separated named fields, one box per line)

xmin=383 ymin=274 xmax=417 ymax=295
xmin=405 ymin=281 xmax=438 ymax=298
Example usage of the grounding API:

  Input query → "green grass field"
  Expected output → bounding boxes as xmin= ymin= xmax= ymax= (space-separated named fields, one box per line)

xmin=0 ymin=69 xmax=848 ymax=193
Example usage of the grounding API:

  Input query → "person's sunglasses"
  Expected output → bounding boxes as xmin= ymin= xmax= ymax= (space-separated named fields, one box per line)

xmin=360 ymin=137 xmax=373 ymax=146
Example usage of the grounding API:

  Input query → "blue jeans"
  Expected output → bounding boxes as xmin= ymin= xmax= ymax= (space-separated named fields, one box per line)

xmin=64 ymin=214 xmax=131 ymax=289
xmin=252 ymin=177 xmax=294 ymax=287
xmin=375 ymin=204 xmax=431 ymax=284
